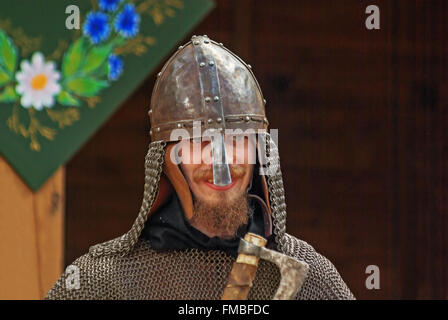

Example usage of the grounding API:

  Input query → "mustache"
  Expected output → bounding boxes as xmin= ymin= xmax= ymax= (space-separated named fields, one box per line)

xmin=193 ymin=165 xmax=246 ymax=182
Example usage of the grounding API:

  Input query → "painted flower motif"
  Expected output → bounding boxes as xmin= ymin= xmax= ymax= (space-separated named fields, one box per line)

xmin=15 ymin=52 xmax=61 ymax=110
xmin=83 ymin=12 xmax=110 ymax=44
xmin=108 ymin=54 xmax=123 ymax=81
xmin=99 ymin=0 xmax=121 ymax=12
xmin=114 ymin=4 xmax=140 ymax=38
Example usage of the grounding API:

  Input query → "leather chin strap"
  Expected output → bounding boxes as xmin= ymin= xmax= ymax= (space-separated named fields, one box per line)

xmin=148 ymin=143 xmax=272 ymax=221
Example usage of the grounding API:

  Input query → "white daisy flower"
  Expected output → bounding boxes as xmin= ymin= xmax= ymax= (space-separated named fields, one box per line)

xmin=15 ymin=52 xmax=61 ymax=110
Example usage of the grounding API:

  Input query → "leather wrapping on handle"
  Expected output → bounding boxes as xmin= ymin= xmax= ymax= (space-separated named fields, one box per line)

xmin=221 ymin=233 xmax=267 ymax=300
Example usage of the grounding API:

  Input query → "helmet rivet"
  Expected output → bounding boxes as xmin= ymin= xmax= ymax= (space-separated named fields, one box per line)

xmin=264 ymin=117 xmax=268 ymax=124
xmin=216 ymin=117 xmax=222 ymax=123
xmin=199 ymin=62 xmax=205 ymax=67
xmin=203 ymin=35 xmax=208 ymax=37
xmin=194 ymin=41 xmax=200 ymax=45
xmin=214 ymin=96 xmax=219 ymax=102
xmin=247 ymin=64 xmax=252 ymax=69
xmin=192 ymin=35 xmax=197 ymax=39
xmin=157 ymin=72 xmax=162 ymax=77
xmin=205 ymin=97 xmax=211 ymax=103
xmin=156 ymin=127 xmax=161 ymax=132
xmin=148 ymin=109 xmax=152 ymax=116
xmin=209 ymin=61 xmax=215 ymax=66
xmin=207 ymin=118 xmax=213 ymax=124
xmin=177 ymin=123 xmax=182 ymax=128
xmin=263 ymin=99 xmax=267 ymax=105
xmin=178 ymin=45 xmax=183 ymax=50
xmin=245 ymin=116 xmax=250 ymax=122
xmin=219 ymin=43 xmax=223 ymax=46
xmin=204 ymin=39 xmax=209 ymax=44
xmin=149 ymin=129 xmax=153 ymax=135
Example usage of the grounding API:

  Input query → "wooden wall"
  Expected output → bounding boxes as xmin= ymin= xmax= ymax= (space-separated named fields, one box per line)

xmin=0 ymin=159 xmax=64 ymax=299
xmin=65 ymin=0 xmax=448 ymax=299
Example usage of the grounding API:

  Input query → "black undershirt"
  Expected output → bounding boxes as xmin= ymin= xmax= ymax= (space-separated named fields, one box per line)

xmin=141 ymin=193 xmax=266 ymax=258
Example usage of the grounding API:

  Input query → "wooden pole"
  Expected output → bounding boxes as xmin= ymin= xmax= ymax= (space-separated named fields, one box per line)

xmin=0 ymin=156 xmax=64 ymax=299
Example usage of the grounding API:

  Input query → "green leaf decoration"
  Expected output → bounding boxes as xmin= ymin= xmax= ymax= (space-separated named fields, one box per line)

xmin=0 ymin=85 xmax=18 ymax=102
xmin=81 ymin=44 xmax=113 ymax=75
xmin=99 ymin=62 xmax=110 ymax=77
xmin=56 ymin=90 xmax=80 ymax=106
xmin=110 ymin=36 xmax=126 ymax=48
xmin=0 ymin=30 xmax=17 ymax=75
xmin=0 ymin=66 xmax=10 ymax=85
xmin=65 ymin=77 xmax=108 ymax=97
xmin=62 ymin=37 xmax=85 ymax=77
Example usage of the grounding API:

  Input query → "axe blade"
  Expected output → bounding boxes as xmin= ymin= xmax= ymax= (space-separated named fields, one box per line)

xmin=239 ymin=238 xmax=310 ymax=300
xmin=259 ymin=245 xmax=309 ymax=300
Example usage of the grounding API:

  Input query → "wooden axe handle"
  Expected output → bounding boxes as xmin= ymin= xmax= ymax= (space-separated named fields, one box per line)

xmin=221 ymin=233 xmax=267 ymax=300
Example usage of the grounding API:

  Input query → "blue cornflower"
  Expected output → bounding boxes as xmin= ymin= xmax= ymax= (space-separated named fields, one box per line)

xmin=83 ymin=12 xmax=110 ymax=44
xmin=114 ymin=4 xmax=140 ymax=38
xmin=108 ymin=54 xmax=123 ymax=81
xmin=99 ymin=0 xmax=121 ymax=12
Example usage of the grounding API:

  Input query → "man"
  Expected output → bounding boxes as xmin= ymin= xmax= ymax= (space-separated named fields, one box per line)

xmin=46 ymin=35 xmax=355 ymax=300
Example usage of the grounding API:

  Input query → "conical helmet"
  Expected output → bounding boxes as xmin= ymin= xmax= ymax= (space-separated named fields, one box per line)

xmin=149 ymin=35 xmax=268 ymax=142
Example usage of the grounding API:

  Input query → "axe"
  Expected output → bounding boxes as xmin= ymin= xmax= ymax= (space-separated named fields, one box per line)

xmin=221 ymin=233 xmax=309 ymax=300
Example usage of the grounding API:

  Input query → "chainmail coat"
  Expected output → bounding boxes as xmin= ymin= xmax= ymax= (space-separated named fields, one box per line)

xmin=46 ymin=138 xmax=355 ymax=300
xmin=46 ymin=234 xmax=354 ymax=300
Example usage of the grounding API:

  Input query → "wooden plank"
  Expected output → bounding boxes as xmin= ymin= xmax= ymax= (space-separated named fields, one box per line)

xmin=34 ymin=165 xmax=65 ymax=298
xmin=0 ymin=156 xmax=64 ymax=299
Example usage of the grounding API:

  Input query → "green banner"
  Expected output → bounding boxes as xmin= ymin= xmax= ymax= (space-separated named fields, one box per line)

xmin=0 ymin=0 xmax=214 ymax=190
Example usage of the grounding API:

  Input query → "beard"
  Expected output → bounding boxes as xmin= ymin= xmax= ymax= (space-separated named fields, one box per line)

xmin=189 ymin=192 xmax=250 ymax=239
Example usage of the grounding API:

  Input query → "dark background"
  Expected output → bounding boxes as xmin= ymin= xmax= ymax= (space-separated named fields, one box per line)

xmin=64 ymin=0 xmax=448 ymax=299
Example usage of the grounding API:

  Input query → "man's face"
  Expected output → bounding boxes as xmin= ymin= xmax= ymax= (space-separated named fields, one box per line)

xmin=177 ymin=135 xmax=256 ymax=238
xmin=179 ymin=136 xmax=255 ymax=204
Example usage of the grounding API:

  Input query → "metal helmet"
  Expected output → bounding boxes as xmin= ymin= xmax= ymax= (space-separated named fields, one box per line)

xmin=149 ymin=35 xmax=268 ymax=142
